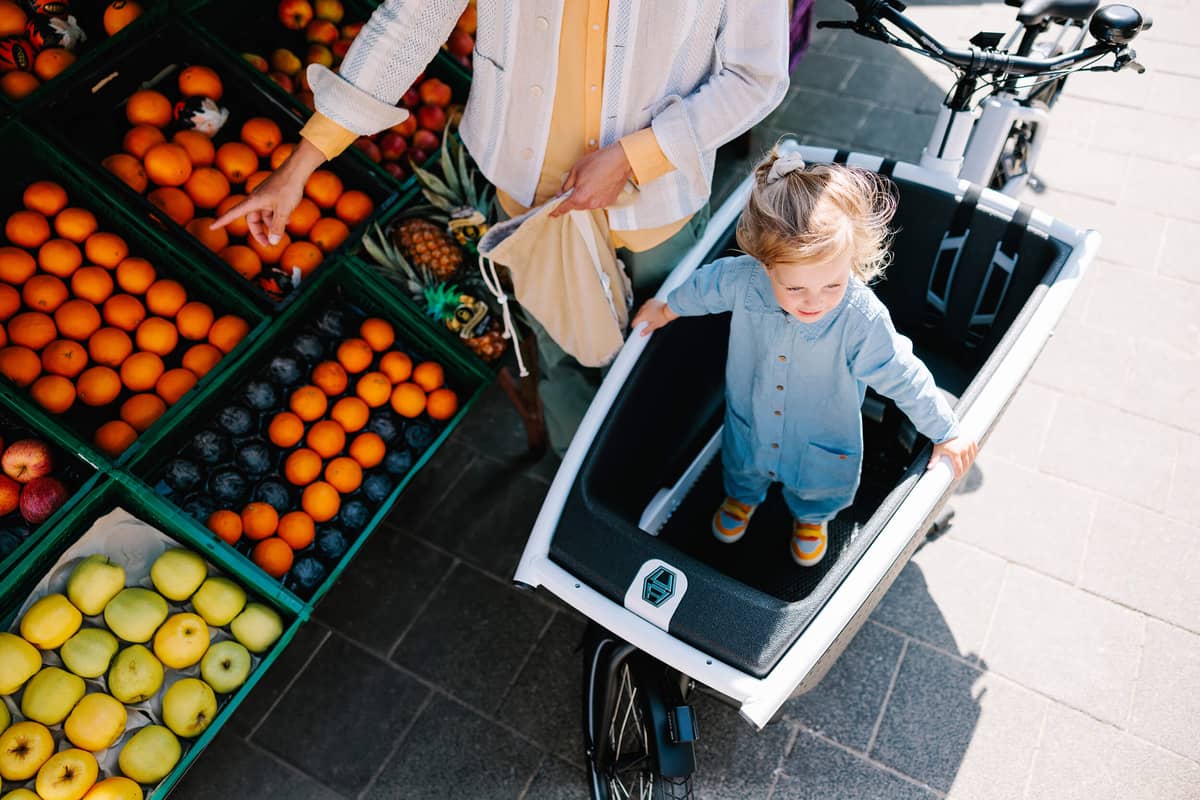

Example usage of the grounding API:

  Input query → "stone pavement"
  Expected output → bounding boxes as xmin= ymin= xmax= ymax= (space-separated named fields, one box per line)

xmin=174 ymin=1 xmax=1200 ymax=797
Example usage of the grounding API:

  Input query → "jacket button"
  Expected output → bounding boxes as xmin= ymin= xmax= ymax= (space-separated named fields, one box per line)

xmin=588 ymin=138 xmax=597 ymax=147
xmin=536 ymin=16 xmax=549 ymax=30
xmin=778 ymin=355 xmax=787 ymax=362
xmin=774 ymin=410 xmax=781 ymax=416
xmin=530 ymin=85 xmax=543 ymax=97
xmin=768 ymin=471 xmax=776 ymax=477
xmin=520 ymin=148 xmax=534 ymax=159
xmin=771 ymin=443 xmax=779 ymax=449
xmin=776 ymin=385 xmax=783 ymax=391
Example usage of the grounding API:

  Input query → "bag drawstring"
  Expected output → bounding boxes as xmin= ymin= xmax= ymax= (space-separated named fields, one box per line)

xmin=479 ymin=254 xmax=529 ymax=377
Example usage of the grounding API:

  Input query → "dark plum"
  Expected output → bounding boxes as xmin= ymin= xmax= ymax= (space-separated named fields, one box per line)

xmin=338 ymin=500 xmax=371 ymax=530
xmin=315 ymin=309 xmax=346 ymax=338
xmin=404 ymin=421 xmax=435 ymax=451
xmin=367 ymin=412 xmax=400 ymax=444
xmin=291 ymin=333 xmax=325 ymax=363
xmin=243 ymin=381 xmax=278 ymax=411
xmin=164 ymin=459 xmax=204 ymax=493
xmin=0 ymin=531 xmax=20 ymax=558
xmin=316 ymin=527 xmax=348 ymax=561
xmin=209 ymin=468 xmax=249 ymax=505
xmin=188 ymin=429 xmax=231 ymax=464
xmin=267 ymin=356 xmax=303 ymax=387
xmin=291 ymin=556 xmax=327 ymax=591
xmin=362 ymin=473 xmax=393 ymax=504
xmin=217 ymin=405 xmax=256 ymax=436
xmin=180 ymin=494 xmax=216 ymax=521
xmin=382 ymin=449 xmax=414 ymax=476
xmin=237 ymin=439 xmax=273 ymax=477
xmin=254 ymin=480 xmax=292 ymax=514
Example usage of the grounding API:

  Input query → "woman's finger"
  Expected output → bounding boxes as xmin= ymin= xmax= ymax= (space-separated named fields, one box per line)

xmin=211 ymin=193 xmax=264 ymax=231
xmin=246 ymin=210 xmax=270 ymax=248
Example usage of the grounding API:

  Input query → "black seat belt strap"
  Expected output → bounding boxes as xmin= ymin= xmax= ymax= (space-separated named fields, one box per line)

xmin=925 ymin=184 xmax=982 ymax=327
xmin=965 ymin=202 xmax=1033 ymax=349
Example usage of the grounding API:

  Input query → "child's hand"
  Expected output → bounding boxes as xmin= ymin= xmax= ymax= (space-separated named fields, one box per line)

xmin=928 ymin=437 xmax=979 ymax=479
xmin=632 ymin=299 xmax=679 ymax=337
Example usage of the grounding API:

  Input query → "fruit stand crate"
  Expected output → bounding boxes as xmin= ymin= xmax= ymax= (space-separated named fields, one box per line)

xmin=36 ymin=19 xmax=400 ymax=313
xmin=0 ymin=117 xmax=270 ymax=468
xmin=125 ymin=259 xmax=492 ymax=612
xmin=0 ymin=477 xmax=305 ymax=800
xmin=185 ymin=0 xmax=473 ymax=195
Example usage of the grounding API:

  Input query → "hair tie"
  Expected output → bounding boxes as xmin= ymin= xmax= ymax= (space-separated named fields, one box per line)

xmin=766 ymin=152 xmax=807 ymax=185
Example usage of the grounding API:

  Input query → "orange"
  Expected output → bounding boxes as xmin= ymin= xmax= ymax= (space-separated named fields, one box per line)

xmin=8 ymin=311 xmax=56 ymax=349
xmin=101 ymin=153 xmax=149 ymax=194
xmin=308 ymin=217 xmax=350 ymax=254
xmin=207 ymin=509 xmax=242 ymax=545
xmin=305 ymin=419 xmax=345 ymax=458
xmin=0 ymin=246 xmax=36 ymax=283
xmin=120 ymin=392 xmax=166 ymax=431
xmin=54 ymin=299 xmax=102 ymax=341
xmin=269 ymin=142 xmax=295 ymax=171
xmin=214 ymin=142 xmax=259 ymax=185
xmin=41 ymin=339 xmax=87 ymax=378
xmin=23 ymin=181 xmax=68 ymax=217
xmin=71 ymin=266 xmax=115 ymax=304
xmin=241 ymin=502 xmax=279 ymax=540
xmin=37 ymin=238 xmax=82 ymax=277
xmin=0 ymin=0 xmax=25 ymax=36
xmin=125 ymin=89 xmax=172 ymax=128
xmin=30 ymin=374 xmax=74 ymax=413
xmin=122 ymin=125 xmax=166 ymax=159
xmin=184 ymin=167 xmax=230 ymax=210
xmin=33 ymin=48 xmax=75 ymax=81
xmin=186 ymin=217 xmax=228 ymax=253
xmin=94 ymin=419 xmax=137 ymax=456
xmin=87 ymin=327 xmax=133 ymax=367
xmin=0 ymin=70 xmax=38 ymax=101
xmin=412 ymin=361 xmax=444 ymax=392
xmin=115 ymin=257 xmax=156 ymax=294
xmin=334 ymin=190 xmax=374 ymax=226
xmin=248 ymin=231 xmax=290 ymax=265
xmin=304 ymin=170 xmax=343 ymax=209
xmin=177 ymin=65 xmax=223 ymax=102
xmin=285 ymin=198 xmax=321 ymax=238
xmin=252 ymin=537 xmax=293 ymax=578
xmin=155 ymin=367 xmax=197 ymax=404
xmin=0 ymin=345 xmax=40 ymax=386
xmin=289 ymin=384 xmax=327 ymax=421
xmin=214 ymin=195 xmax=249 ymax=238
xmin=172 ymin=130 xmax=216 ymax=167
xmin=181 ymin=342 xmax=222 ymax=377
xmin=324 ymin=456 xmax=362 ymax=494
xmin=134 ymin=316 xmax=178 ymax=355
xmin=336 ymin=338 xmax=372 ymax=374
xmin=268 ymin=410 xmax=305 ymax=448
xmin=119 ymin=351 xmax=164 ymax=391
xmin=208 ymin=315 xmax=249 ymax=353
xmin=330 ymin=396 xmax=369 ymax=432
xmin=22 ymin=274 xmax=69 ymax=312
xmin=220 ymin=245 xmax=261 ymax=280
xmin=76 ymin=365 xmax=122 ymax=406
xmin=176 ymin=301 xmax=214 ymax=340
xmin=6 ymin=210 xmax=51 ymax=248
xmin=311 ymin=360 xmax=347 ymax=395
xmin=359 ymin=319 xmax=395 ymax=353
xmin=348 ymin=431 xmax=385 ymax=469
xmin=379 ymin=351 xmax=412 ymax=384
xmin=390 ymin=381 xmax=426 ymax=418
xmin=279 ymin=240 xmax=322 ymax=277
xmin=102 ymin=293 xmax=146 ymax=331
xmin=240 ymin=117 xmax=282 ymax=157
xmin=84 ymin=232 xmax=129 ymax=269
xmin=243 ymin=170 xmax=271 ymax=194
xmin=103 ymin=0 xmax=144 ymax=35
xmin=0 ymin=326 xmax=7 ymax=347
xmin=277 ymin=510 xmax=315 ymax=549
xmin=0 ymin=283 xmax=19 ymax=320
xmin=301 ymin=481 xmax=340 ymax=522
xmin=147 ymin=186 xmax=195 ymax=226
xmin=284 ymin=447 xmax=322 ymax=486
xmin=144 ymin=279 xmax=187 ymax=317
xmin=427 ymin=387 xmax=459 ymax=420
xmin=53 ymin=208 xmax=98 ymax=243
xmin=143 ymin=143 xmax=193 ymax=188
xmin=355 ymin=371 xmax=392 ymax=408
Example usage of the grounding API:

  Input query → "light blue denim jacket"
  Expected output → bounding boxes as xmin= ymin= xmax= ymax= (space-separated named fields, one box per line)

xmin=667 ymin=255 xmax=959 ymax=502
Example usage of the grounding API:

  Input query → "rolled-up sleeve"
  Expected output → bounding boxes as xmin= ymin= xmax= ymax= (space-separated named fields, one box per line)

xmin=299 ymin=112 xmax=361 ymax=160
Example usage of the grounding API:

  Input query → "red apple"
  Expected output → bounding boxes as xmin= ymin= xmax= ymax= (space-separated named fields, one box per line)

xmin=278 ymin=0 xmax=314 ymax=30
xmin=305 ymin=18 xmax=339 ymax=45
xmin=242 ymin=53 xmax=269 ymax=73
xmin=418 ymin=78 xmax=452 ymax=107
xmin=268 ymin=71 xmax=295 ymax=93
xmin=412 ymin=128 xmax=440 ymax=151
xmin=447 ymin=28 xmax=473 ymax=59
xmin=340 ymin=22 xmax=362 ymax=39
xmin=382 ymin=161 xmax=408 ymax=181
xmin=390 ymin=115 xmax=417 ymax=137
xmin=353 ymin=137 xmax=382 ymax=162
xmin=20 ymin=477 xmax=68 ymax=524
xmin=297 ymin=90 xmax=316 ymax=112
xmin=407 ymin=148 xmax=429 ymax=165
xmin=331 ymin=38 xmax=352 ymax=59
xmin=417 ymin=105 xmax=446 ymax=133
xmin=401 ymin=88 xmax=420 ymax=109
xmin=0 ymin=474 xmax=19 ymax=517
xmin=378 ymin=131 xmax=408 ymax=161
xmin=2 ymin=439 xmax=52 ymax=483
xmin=306 ymin=43 xmax=333 ymax=68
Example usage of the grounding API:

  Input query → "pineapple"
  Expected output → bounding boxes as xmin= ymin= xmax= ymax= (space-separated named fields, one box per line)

xmin=393 ymin=217 xmax=463 ymax=282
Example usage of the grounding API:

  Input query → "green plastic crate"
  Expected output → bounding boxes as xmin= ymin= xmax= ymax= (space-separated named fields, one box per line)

xmin=0 ymin=477 xmax=306 ymax=800
xmin=0 ymin=117 xmax=270 ymax=468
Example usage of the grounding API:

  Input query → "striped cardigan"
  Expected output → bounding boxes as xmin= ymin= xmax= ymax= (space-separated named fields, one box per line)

xmin=309 ymin=0 xmax=790 ymax=231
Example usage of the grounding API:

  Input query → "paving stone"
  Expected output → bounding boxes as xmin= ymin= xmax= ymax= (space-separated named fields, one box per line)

xmin=366 ymin=696 xmax=543 ymax=800
xmin=983 ymin=382 xmax=1060 ymax=469
xmin=1029 ymin=190 xmax=1166 ymax=271
xmin=1039 ymin=394 xmax=1179 ymax=512
xmin=1167 ymin=432 xmax=1200 ymax=526
xmin=254 ymin=633 xmax=430 ymax=796
xmin=948 ymin=455 xmax=1096 ymax=584
xmin=1144 ymin=40 xmax=1200 ymax=79
xmin=524 ymin=756 xmax=590 ymax=800
xmin=1082 ymin=264 xmax=1200 ymax=353
xmin=1119 ymin=340 xmax=1200 ymax=434
xmin=775 ymin=730 xmax=937 ymax=799
xmin=382 ymin=444 xmax=477 ymax=533
xmin=172 ymin=729 xmax=344 ymax=800
xmin=689 ymin=693 xmax=793 ymax=800
xmin=1129 ymin=620 xmax=1200 ymax=762
xmin=1029 ymin=316 xmax=1136 ymax=402
xmin=851 ymin=106 xmax=936 ymax=163
xmin=1026 ymin=704 xmax=1200 ymax=800
xmin=227 ymin=621 xmax=330 ymax=737
xmin=450 ymin=382 xmax=561 ymax=484
xmin=1063 ymin=65 xmax=1151 ymax=110
xmin=843 ymin=61 xmax=944 ymax=114
xmin=1035 ymin=137 xmax=1131 ymax=203
xmin=784 ymin=622 xmax=906 ymax=750
xmin=982 ymin=565 xmax=1144 ymax=725
xmin=872 ymin=643 xmax=1046 ymax=798
xmin=788 ymin=50 xmax=861 ymax=94
xmin=772 ymin=87 xmax=874 ymax=138
xmin=1159 ymin=217 xmax=1200 ymax=283
xmin=1121 ymin=158 xmax=1200 ymax=222
xmin=393 ymin=564 xmax=553 ymax=709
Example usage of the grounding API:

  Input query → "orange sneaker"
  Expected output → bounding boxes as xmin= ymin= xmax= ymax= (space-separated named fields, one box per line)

xmin=712 ymin=497 xmax=756 ymax=543
xmin=791 ymin=520 xmax=828 ymax=567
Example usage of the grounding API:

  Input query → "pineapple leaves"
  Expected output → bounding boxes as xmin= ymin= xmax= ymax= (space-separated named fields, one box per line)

xmin=412 ymin=161 xmax=457 ymax=208
xmin=440 ymin=128 xmax=462 ymax=199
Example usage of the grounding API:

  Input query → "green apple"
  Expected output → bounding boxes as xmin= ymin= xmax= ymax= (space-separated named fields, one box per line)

xmin=36 ymin=748 xmax=98 ymax=800
xmin=0 ymin=721 xmax=54 ymax=782
xmin=60 ymin=629 xmax=119 ymax=679
xmin=20 ymin=593 xmax=82 ymax=650
xmin=161 ymin=678 xmax=217 ymax=739
xmin=190 ymin=577 xmax=246 ymax=627
xmin=230 ymin=603 xmax=283 ymax=653
xmin=117 ymin=725 xmax=180 ymax=785
xmin=0 ymin=631 xmax=41 ymax=694
xmin=200 ymin=641 xmax=252 ymax=694
xmin=149 ymin=549 xmax=207 ymax=603
xmin=106 ymin=645 xmax=163 ymax=705
xmin=81 ymin=776 xmax=144 ymax=800
xmin=66 ymin=555 xmax=126 ymax=617
xmin=21 ymin=666 xmax=85 ymax=726
xmin=64 ymin=694 xmax=127 ymax=752
xmin=152 ymin=613 xmax=210 ymax=670
xmin=103 ymin=588 xmax=168 ymax=643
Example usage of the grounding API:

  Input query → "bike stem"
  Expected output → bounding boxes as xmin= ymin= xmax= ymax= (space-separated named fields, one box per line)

xmin=920 ymin=73 xmax=979 ymax=176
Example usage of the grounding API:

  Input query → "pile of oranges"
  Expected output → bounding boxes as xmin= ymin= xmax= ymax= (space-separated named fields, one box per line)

xmin=101 ymin=63 xmax=375 ymax=300
xmin=0 ymin=179 xmax=250 ymax=457
xmin=204 ymin=315 xmax=457 ymax=580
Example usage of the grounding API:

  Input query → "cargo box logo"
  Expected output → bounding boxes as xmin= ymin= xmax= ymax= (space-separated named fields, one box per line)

xmin=642 ymin=566 xmax=676 ymax=608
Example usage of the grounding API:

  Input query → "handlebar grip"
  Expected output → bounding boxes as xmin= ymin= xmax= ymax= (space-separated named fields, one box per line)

xmin=1140 ymin=14 xmax=1153 ymax=30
